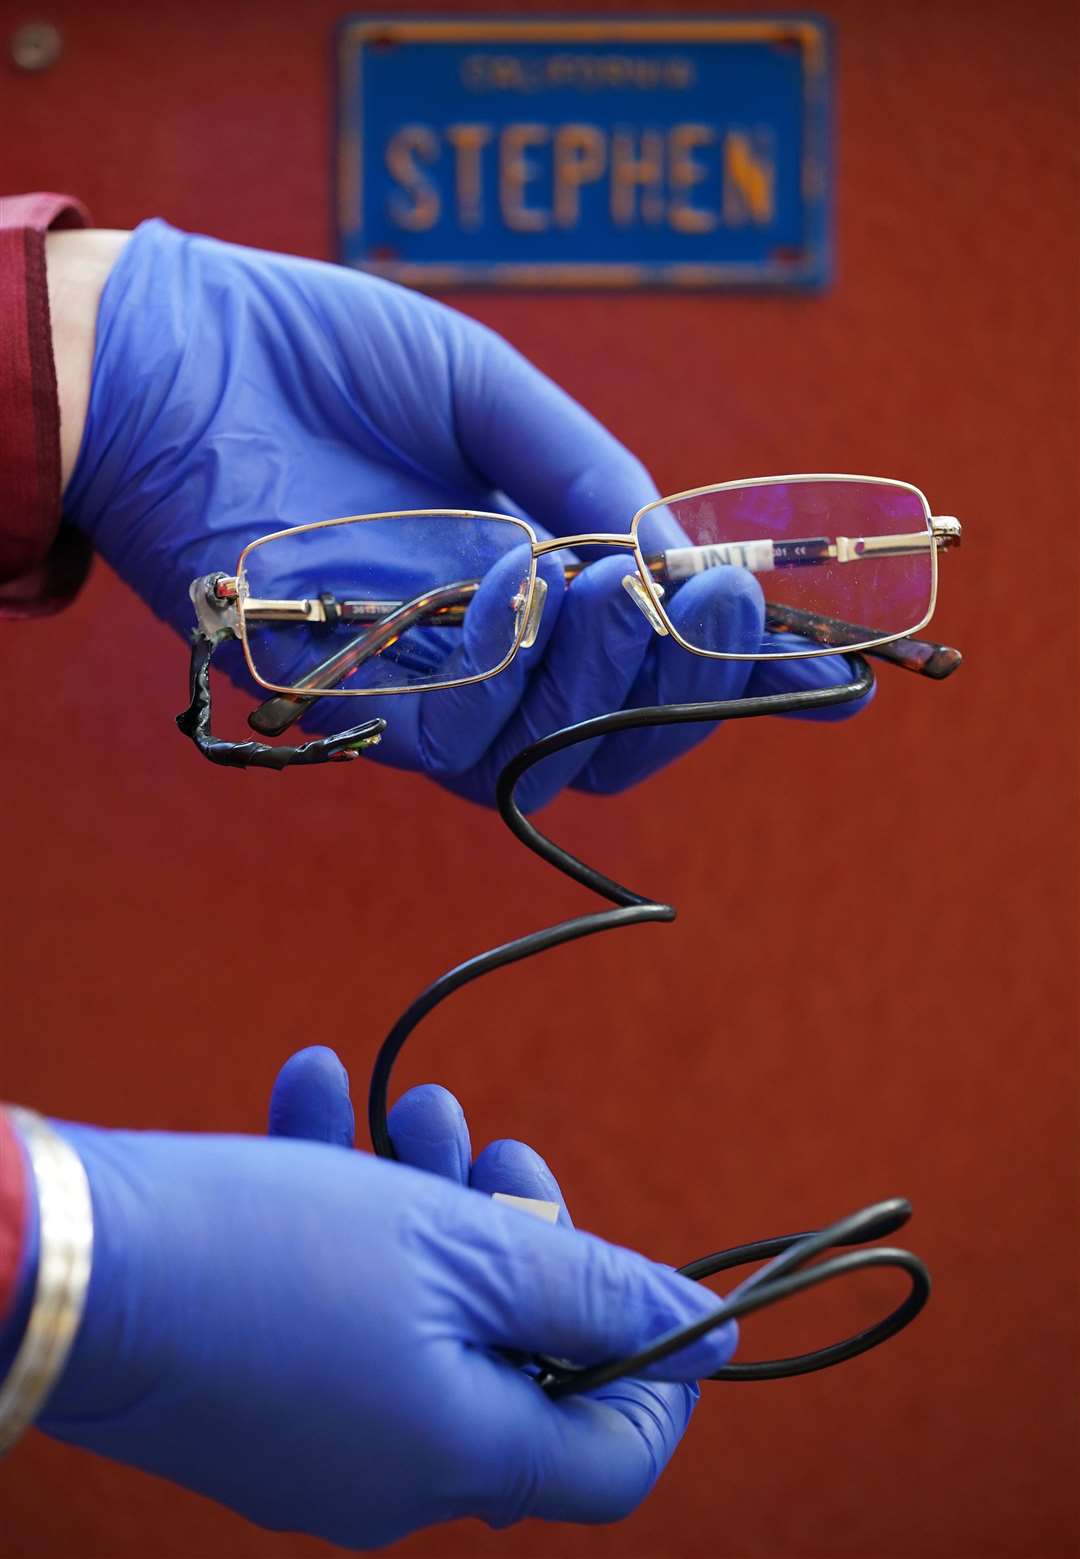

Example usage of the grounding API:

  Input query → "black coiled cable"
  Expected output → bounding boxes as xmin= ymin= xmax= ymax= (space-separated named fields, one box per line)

xmin=368 ymin=656 xmax=931 ymax=1395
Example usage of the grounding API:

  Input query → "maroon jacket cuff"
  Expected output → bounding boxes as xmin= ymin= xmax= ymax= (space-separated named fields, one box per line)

xmin=0 ymin=192 xmax=93 ymax=620
xmin=0 ymin=1108 xmax=28 ymax=1330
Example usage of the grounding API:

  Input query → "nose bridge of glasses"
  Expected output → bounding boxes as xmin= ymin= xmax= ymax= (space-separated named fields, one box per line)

xmin=531 ymin=533 xmax=638 ymax=558
xmin=527 ymin=533 xmax=665 ymax=637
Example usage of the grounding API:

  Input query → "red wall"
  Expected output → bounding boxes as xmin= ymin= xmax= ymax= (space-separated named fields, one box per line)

xmin=2 ymin=2 xmax=1077 ymax=1555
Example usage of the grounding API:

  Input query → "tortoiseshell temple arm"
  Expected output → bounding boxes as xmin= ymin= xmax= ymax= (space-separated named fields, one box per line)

xmin=763 ymin=603 xmax=963 ymax=679
xmin=246 ymin=579 xmax=482 ymax=736
xmin=244 ymin=570 xmax=963 ymax=739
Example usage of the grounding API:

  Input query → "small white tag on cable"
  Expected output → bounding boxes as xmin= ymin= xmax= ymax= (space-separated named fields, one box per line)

xmin=492 ymin=1193 xmax=560 ymax=1223
xmin=663 ymin=539 xmax=776 ymax=580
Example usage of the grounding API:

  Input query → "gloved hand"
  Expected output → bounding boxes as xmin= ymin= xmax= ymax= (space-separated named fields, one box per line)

xmin=30 ymin=1055 xmax=734 ymax=1549
xmin=65 ymin=219 xmax=869 ymax=811
xmin=270 ymin=1046 xmax=715 ymax=1535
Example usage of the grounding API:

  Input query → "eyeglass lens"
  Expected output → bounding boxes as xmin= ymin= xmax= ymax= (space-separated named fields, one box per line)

xmin=636 ymin=479 xmax=934 ymax=656
xmin=241 ymin=513 xmax=535 ymax=693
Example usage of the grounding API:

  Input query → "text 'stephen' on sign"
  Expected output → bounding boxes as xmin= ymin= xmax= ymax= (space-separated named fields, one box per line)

xmin=337 ymin=17 xmax=832 ymax=290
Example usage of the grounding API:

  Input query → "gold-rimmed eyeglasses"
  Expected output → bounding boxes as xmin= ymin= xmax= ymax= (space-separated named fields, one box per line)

xmin=189 ymin=473 xmax=962 ymax=739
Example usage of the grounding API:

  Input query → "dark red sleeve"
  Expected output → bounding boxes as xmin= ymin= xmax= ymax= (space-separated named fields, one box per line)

xmin=0 ymin=1108 xmax=28 ymax=1330
xmin=0 ymin=192 xmax=94 ymax=620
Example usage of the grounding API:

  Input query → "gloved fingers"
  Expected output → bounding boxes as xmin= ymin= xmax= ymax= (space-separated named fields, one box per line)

xmin=574 ymin=565 xmax=764 ymax=795
xmin=470 ymin=1138 xmax=574 ymax=1228
xmin=388 ymin=1084 xmax=472 ymax=1184
xmin=439 ymin=553 xmax=661 ymax=811
xmin=449 ymin=322 xmax=660 ymax=539
xmin=292 ymin=548 xmax=565 ymax=772
xmin=469 ymin=1364 xmax=697 ymax=1527
xmin=391 ymin=1090 xmax=574 ymax=1222
xmin=743 ymin=638 xmax=876 ymax=720
xmin=267 ymin=1046 xmax=354 ymax=1147
xmin=526 ymin=1379 xmax=697 ymax=1523
xmin=455 ymin=1202 xmax=737 ymax=1379
xmin=413 ymin=550 xmax=567 ymax=777
xmin=577 ymin=594 xmax=875 ymax=791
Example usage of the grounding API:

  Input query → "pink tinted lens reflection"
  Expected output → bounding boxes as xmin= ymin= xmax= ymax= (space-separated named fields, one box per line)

xmin=638 ymin=480 xmax=933 ymax=654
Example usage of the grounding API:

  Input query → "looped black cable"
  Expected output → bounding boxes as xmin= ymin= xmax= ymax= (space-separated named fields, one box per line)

xmin=369 ymin=655 xmax=931 ymax=1393
xmin=539 ymin=1198 xmax=929 ymax=1395
xmin=176 ymin=635 xmax=385 ymax=770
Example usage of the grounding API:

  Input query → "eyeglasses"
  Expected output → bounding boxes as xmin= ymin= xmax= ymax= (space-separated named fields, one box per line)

xmin=190 ymin=474 xmax=961 ymax=741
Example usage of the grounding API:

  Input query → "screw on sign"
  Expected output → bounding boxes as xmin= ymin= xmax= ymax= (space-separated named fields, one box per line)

xmin=10 ymin=22 xmax=63 ymax=71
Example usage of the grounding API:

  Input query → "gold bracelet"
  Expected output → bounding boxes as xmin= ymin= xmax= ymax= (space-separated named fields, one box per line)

xmin=0 ymin=1108 xmax=94 ymax=1456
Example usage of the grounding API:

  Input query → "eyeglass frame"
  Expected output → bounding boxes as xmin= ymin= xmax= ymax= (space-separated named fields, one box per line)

xmin=195 ymin=472 xmax=961 ymax=708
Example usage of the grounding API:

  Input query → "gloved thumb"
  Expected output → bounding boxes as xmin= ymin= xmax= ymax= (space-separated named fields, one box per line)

xmin=456 ymin=1197 xmax=737 ymax=1383
xmin=268 ymin=1046 xmax=354 ymax=1146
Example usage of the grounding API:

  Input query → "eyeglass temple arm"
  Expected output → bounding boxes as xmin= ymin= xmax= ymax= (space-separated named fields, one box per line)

xmin=658 ymin=519 xmax=959 ymax=576
xmin=240 ymin=536 xmax=953 ymax=735
xmin=238 ymin=521 xmax=959 ymax=643
xmin=240 ymin=525 xmax=959 ymax=638
xmin=761 ymin=602 xmax=962 ymax=680
xmin=246 ymin=578 xmax=481 ymax=736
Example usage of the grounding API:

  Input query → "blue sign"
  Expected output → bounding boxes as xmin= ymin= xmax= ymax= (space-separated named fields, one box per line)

xmin=336 ymin=17 xmax=831 ymax=289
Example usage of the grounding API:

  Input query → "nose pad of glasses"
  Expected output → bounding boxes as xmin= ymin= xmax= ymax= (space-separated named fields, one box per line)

xmin=519 ymin=575 xmax=548 ymax=649
xmin=621 ymin=573 xmax=669 ymax=636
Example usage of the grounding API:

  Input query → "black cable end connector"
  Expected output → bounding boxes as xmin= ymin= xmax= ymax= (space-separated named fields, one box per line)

xmin=177 ymin=634 xmax=385 ymax=771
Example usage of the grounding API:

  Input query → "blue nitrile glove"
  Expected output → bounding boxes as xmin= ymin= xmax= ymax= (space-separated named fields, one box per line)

xmin=66 ymin=219 xmax=869 ymax=810
xmin=269 ymin=1047 xmax=709 ymax=1538
xmin=270 ymin=1046 xmax=568 ymax=1227
xmin=29 ymin=1069 xmax=735 ymax=1548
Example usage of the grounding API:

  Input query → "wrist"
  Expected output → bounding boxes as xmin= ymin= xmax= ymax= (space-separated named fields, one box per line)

xmin=0 ymin=193 xmax=95 ymax=617
xmin=44 ymin=229 xmax=130 ymax=492
xmin=0 ymin=1115 xmax=38 ymax=1380
xmin=32 ymin=1121 xmax=146 ymax=1430
xmin=0 ymin=1111 xmax=93 ymax=1454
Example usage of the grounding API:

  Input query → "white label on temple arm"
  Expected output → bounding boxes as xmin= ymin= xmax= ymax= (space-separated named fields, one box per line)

xmin=662 ymin=540 xmax=776 ymax=580
xmin=492 ymin=1193 xmax=561 ymax=1223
